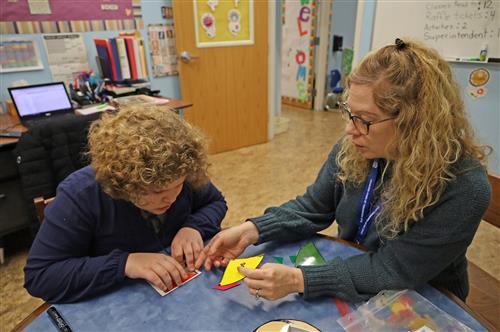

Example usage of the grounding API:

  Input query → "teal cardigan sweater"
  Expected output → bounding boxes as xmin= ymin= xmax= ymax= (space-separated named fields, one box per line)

xmin=250 ymin=143 xmax=491 ymax=302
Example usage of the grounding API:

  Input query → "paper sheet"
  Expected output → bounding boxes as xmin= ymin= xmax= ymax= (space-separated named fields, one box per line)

xmin=149 ymin=270 xmax=201 ymax=296
xmin=75 ymin=104 xmax=116 ymax=116
xmin=42 ymin=34 xmax=88 ymax=84
xmin=28 ymin=0 xmax=51 ymax=14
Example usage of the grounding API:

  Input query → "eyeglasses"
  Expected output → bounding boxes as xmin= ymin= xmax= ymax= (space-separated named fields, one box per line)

xmin=340 ymin=102 xmax=396 ymax=135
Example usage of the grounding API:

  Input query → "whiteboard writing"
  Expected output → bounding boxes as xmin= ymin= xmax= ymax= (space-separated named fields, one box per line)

xmin=372 ymin=0 xmax=499 ymax=59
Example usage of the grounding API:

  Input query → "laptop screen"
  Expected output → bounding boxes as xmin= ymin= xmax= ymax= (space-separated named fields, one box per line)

xmin=8 ymin=82 xmax=73 ymax=119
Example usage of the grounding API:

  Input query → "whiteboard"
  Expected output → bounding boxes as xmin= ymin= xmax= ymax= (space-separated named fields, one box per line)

xmin=372 ymin=0 xmax=499 ymax=60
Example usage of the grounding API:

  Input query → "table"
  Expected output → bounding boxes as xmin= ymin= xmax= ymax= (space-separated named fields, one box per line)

xmin=0 ymin=113 xmax=26 ymax=146
xmin=16 ymin=236 xmax=488 ymax=331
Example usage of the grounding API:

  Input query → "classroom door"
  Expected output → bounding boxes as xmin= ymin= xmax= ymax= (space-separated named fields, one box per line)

xmin=172 ymin=1 xmax=268 ymax=154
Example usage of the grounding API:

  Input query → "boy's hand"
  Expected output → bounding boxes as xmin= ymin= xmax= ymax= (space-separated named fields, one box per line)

xmin=171 ymin=227 xmax=203 ymax=271
xmin=125 ymin=252 xmax=187 ymax=292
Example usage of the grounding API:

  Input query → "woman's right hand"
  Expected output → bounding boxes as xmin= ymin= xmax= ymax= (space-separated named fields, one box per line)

xmin=195 ymin=222 xmax=259 ymax=271
xmin=125 ymin=252 xmax=188 ymax=292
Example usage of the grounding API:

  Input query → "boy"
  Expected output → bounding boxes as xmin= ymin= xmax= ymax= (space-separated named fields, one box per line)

xmin=25 ymin=105 xmax=227 ymax=303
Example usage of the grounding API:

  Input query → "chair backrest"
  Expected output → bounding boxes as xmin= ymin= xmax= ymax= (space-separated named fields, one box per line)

xmin=13 ymin=112 xmax=98 ymax=205
xmin=329 ymin=69 xmax=342 ymax=90
xmin=466 ymin=173 xmax=499 ymax=331
xmin=483 ymin=173 xmax=500 ymax=229
xmin=33 ymin=196 xmax=55 ymax=223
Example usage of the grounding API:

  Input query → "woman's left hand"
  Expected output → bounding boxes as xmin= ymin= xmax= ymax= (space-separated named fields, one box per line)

xmin=239 ymin=263 xmax=305 ymax=301
xmin=171 ymin=227 xmax=203 ymax=271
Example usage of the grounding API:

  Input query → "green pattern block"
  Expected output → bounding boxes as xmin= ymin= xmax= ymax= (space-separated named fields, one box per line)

xmin=272 ymin=256 xmax=284 ymax=264
xmin=295 ymin=241 xmax=326 ymax=267
xmin=289 ymin=256 xmax=296 ymax=264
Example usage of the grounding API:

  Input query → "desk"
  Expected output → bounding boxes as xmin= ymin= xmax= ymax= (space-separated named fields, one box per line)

xmin=0 ymin=114 xmax=32 ymax=264
xmin=0 ymin=96 xmax=192 ymax=147
xmin=0 ymin=113 xmax=26 ymax=146
xmin=17 ymin=236 xmax=488 ymax=331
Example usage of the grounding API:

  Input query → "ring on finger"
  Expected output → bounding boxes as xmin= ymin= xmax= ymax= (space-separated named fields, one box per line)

xmin=255 ymin=288 xmax=261 ymax=300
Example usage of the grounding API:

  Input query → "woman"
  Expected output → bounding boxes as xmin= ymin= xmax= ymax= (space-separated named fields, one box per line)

xmin=196 ymin=39 xmax=491 ymax=302
xmin=25 ymin=105 xmax=227 ymax=303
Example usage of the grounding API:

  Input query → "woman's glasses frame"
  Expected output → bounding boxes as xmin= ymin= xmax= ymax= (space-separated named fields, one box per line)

xmin=340 ymin=102 xmax=396 ymax=135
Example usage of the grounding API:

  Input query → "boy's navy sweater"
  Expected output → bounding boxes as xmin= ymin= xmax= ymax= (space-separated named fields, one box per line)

xmin=24 ymin=166 xmax=227 ymax=303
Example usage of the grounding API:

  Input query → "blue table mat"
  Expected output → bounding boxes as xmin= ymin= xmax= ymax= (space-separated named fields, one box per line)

xmin=25 ymin=236 xmax=486 ymax=331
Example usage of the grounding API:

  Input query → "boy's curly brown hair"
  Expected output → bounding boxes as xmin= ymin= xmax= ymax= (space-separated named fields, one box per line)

xmin=88 ymin=105 xmax=209 ymax=202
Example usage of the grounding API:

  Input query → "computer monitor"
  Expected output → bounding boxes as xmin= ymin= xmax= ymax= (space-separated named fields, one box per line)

xmin=8 ymin=82 xmax=73 ymax=120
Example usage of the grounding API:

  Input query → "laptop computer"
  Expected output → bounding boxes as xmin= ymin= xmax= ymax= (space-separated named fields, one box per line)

xmin=8 ymin=82 xmax=75 ymax=128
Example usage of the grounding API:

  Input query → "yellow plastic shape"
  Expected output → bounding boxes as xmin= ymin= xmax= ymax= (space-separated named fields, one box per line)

xmin=219 ymin=255 xmax=264 ymax=286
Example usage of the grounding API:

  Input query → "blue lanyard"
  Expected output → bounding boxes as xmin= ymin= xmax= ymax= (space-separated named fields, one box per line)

xmin=355 ymin=160 xmax=381 ymax=244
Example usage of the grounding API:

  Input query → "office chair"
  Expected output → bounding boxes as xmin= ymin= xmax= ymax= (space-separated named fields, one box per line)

xmin=324 ymin=69 xmax=343 ymax=110
xmin=33 ymin=196 xmax=55 ymax=223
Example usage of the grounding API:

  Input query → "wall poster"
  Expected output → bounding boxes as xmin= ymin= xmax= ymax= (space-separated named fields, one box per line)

xmin=42 ymin=33 xmax=89 ymax=84
xmin=281 ymin=0 xmax=317 ymax=108
xmin=148 ymin=24 xmax=178 ymax=77
xmin=193 ymin=0 xmax=254 ymax=48
xmin=0 ymin=39 xmax=44 ymax=72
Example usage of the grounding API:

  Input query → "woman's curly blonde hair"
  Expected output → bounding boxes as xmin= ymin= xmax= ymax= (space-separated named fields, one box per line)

xmin=88 ymin=105 xmax=209 ymax=202
xmin=337 ymin=38 xmax=489 ymax=238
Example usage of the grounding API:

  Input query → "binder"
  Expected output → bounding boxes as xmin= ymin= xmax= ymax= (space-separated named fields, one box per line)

xmin=109 ymin=38 xmax=123 ymax=81
xmin=137 ymin=38 xmax=148 ymax=79
xmin=94 ymin=39 xmax=116 ymax=80
xmin=132 ymin=38 xmax=143 ymax=79
xmin=116 ymin=38 xmax=131 ymax=80
xmin=123 ymin=37 xmax=138 ymax=80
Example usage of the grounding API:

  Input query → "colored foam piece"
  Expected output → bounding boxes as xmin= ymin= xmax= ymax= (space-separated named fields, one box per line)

xmin=295 ymin=242 xmax=326 ymax=267
xmin=212 ymin=282 xmax=240 ymax=291
xmin=272 ymin=256 xmax=284 ymax=264
xmin=219 ymin=255 xmax=264 ymax=286
xmin=334 ymin=298 xmax=352 ymax=317
xmin=289 ymin=255 xmax=296 ymax=264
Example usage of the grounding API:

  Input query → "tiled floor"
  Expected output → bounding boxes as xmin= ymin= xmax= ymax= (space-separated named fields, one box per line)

xmin=1 ymin=106 xmax=498 ymax=331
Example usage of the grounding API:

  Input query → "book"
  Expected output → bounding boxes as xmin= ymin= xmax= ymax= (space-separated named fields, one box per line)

xmin=116 ymin=38 xmax=131 ymax=80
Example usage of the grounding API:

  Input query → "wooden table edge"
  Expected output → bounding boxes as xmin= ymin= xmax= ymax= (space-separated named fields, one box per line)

xmin=13 ymin=235 xmax=494 ymax=332
xmin=12 ymin=302 xmax=50 ymax=332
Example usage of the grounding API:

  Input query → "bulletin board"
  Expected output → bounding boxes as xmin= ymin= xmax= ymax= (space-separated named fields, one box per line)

xmin=281 ymin=0 xmax=317 ymax=109
xmin=193 ymin=0 xmax=254 ymax=48
xmin=0 ymin=0 xmax=143 ymax=34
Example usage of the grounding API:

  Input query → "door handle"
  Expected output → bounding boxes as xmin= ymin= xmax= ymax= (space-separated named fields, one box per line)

xmin=178 ymin=51 xmax=200 ymax=63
